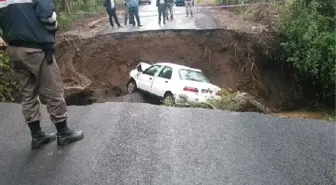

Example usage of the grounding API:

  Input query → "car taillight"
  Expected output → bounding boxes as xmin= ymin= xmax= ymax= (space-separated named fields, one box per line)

xmin=183 ymin=86 xmax=199 ymax=93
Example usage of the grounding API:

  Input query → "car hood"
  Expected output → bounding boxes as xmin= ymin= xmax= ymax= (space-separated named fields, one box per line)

xmin=138 ymin=62 xmax=152 ymax=71
xmin=130 ymin=62 xmax=152 ymax=79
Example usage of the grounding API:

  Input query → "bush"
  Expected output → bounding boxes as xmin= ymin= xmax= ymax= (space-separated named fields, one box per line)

xmin=279 ymin=0 xmax=336 ymax=106
xmin=0 ymin=31 xmax=17 ymax=102
xmin=0 ymin=52 xmax=16 ymax=102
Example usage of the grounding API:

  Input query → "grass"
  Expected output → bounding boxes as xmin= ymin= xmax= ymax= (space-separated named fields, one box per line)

xmin=58 ymin=8 xmax=105 ymax=29
xmin=322 ymin=113 xmax=336 ymax=122
xmin=306 ymin=108 xmax=335 ymax=122
xmin=58 ymin=12 xmax=86 ymax=29
xmin=56 ymin=0 xmax=128 ymax=29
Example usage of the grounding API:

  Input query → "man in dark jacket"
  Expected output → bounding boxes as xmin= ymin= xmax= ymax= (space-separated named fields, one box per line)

xmin=156 ymin=0 xmax=167 ymax=25
xmin=104 ymin=0 xmax=122 ymax=28
xmin=0 ymin=0 xmax=84 ymax=149
xmin=126 ymin=0 xmax=142 ymax=27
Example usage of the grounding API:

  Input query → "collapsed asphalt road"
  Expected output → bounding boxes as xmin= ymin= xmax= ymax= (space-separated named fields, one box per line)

xmin=0 ymin=103 xmax=335 ymax=185
xmin=106 ymin=92 xmax=161 ymax=105
xmin=99 ymin=5 xmax=220 ymax=35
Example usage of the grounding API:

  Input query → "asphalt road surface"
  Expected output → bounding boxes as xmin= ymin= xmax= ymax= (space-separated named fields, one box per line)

xmin=100 ymin=3 xmax=220 ymax=34
xmin=0 ymin=102 xmax=335 ymax=185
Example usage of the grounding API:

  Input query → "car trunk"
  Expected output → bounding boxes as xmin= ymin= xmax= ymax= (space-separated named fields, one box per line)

xmin=181 ymin=80 xmax=220 ymax=95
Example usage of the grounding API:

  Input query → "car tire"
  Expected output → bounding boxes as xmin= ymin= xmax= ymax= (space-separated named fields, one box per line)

xmin=127 ymin=80 xmax=137 ymax=94
xmin=163 ymin=92 xmax=175 ymax=105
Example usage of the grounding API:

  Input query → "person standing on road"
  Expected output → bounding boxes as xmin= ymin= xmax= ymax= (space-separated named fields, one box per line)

xmin=123 ymin=0 xmax=130 ymax=25
xmin=126 ymin=0 xmax=143 ymax=27
xmin=185 ymin=0 xmax=194 ymax=17
xmin=156 ymin=0 xmax=167 ymax=25
xmin=104 ymin=0 xmax=122 ymax=28
xmin=0 ymin=0 xmax=84 ymax=149
xmin=165 ymin=0 xmax=174 ymax=20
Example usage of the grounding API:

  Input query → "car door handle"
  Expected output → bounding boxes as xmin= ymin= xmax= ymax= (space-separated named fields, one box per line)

xmin=149 ymin=77 xmax=152 ymax=80
xmin=165 ymin=81 xmax=168 ymax=83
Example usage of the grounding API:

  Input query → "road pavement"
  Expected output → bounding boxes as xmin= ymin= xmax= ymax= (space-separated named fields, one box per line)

xmin=0 ymin=102 xmax=335 ymax=185
xmin=100 ymin=3 xmax=220 ymax=34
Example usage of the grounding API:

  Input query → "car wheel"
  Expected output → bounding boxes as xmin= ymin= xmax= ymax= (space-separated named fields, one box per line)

xmin=127 ymin=80 xmax=137 ymax=94
xmin=163 ymin=92 xmax=175 ymax=105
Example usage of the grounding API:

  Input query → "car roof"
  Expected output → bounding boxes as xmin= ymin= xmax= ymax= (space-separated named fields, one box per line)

xmin=155 ymin=62 xmax=202 ymax=71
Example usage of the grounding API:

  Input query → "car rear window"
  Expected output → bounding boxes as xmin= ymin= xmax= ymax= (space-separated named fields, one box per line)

xmin=179 ymin=69 xmax=210 ymax=83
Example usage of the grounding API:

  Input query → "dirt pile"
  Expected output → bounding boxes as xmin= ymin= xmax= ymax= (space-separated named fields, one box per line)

xmin=55 ymin=29 xmax=301 ymax=110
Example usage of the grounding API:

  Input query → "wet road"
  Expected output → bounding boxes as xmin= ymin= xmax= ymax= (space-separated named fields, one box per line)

xmin=101 ymin=2 xmax=220 ymax=34
xmin=0 ymin=102 xmax=335 ymax=185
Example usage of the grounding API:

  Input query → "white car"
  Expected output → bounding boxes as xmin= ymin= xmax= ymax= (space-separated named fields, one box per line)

xmin=126 ymin=62 xmax=222 ymax=104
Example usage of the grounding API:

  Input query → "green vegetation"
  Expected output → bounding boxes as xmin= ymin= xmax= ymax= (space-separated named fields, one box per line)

xmin=279 ymin=0 xmax=336 ymax=106
xmin=0 ymin=51 xmax=16 ymax=102
xmin=0 ymin=28 xmax=15 ymax=102
xmin=323 ymin=113 xmax=336 ymax=122
xmin=56 ymin=0 xmax=106 ymax=29
xmin=196 ymin=0 xmax=276 ymax=5
xmin=56 ymin=0 xmax=125 ymax=28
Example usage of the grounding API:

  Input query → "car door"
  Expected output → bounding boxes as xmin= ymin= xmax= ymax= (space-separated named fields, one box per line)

xmin=151 ymin=66 xmax=173 ymax=97
xmin=137 ymin=65 xmax=162 ymax=92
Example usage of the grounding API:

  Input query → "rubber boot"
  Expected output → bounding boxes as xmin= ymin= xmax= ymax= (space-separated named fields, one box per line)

xmin=31 ymin=131 xmax=56 ymax=149
xmin=55 ymin=121 xmax=84 ymax=146
xmin=57 ymin=128 xmax=84 ymax=146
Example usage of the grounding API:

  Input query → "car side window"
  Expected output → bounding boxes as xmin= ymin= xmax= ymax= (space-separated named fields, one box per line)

xmin=143 ymin=65 xmax=161 ymax=76
xmin=158 ymin=66 xmax=173 ymax=79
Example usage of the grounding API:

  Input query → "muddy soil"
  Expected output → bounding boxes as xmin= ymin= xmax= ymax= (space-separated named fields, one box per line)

xmin=55 ymin=29 xmax=302 ymax=111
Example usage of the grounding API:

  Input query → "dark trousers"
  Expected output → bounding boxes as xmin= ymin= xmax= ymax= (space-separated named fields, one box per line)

xmin=158 ymin=4 xmax=166 ymax=24
xmin=107 ymin=8 xmax=121 ymax=27
xmin=128 ymin=6 xmax=141 ymax=26
xmin=166 ymin=3 xmax=173 ymax=19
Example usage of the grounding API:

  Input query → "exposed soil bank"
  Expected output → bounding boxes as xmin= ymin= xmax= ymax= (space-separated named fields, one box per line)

xmin=55 ymin=29 xmax=302 ymax=111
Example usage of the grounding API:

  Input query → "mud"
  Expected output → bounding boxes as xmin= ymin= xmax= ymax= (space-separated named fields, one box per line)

xmin=55 ymin=29 xmax=302 ymax=111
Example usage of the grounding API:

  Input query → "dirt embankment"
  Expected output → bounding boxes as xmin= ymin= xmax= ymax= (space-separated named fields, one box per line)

xmin=55 ymin=29 xmax=302 ymax=110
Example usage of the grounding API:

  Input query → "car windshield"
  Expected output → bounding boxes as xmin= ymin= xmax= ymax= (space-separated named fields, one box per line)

xmin=179 ymin=69 xmax=210 ymax=83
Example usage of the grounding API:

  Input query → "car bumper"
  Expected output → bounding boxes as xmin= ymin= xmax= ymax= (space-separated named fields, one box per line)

xmin=174 ymin=93 xmax=221 ymax=104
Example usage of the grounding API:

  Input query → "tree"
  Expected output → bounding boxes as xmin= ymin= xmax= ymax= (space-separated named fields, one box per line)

xmin=279 ymin=0 xmax=336 ymax=106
